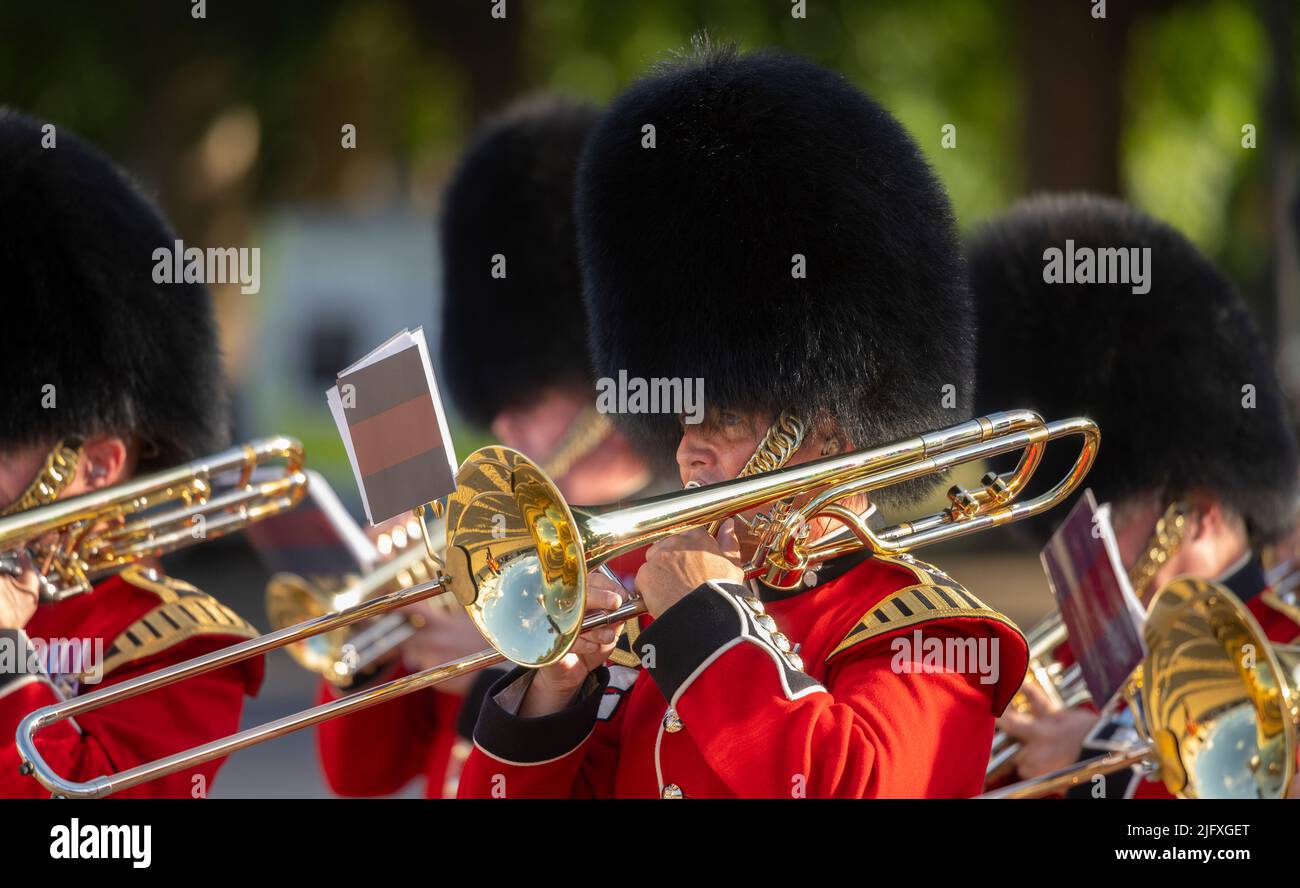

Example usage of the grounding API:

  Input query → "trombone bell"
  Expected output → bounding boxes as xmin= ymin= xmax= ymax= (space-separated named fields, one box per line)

xmin=1141 ymin=578 xmax=1300 ymax=799
xmin=265 ymin=573 xmax=353 ymax=681
xmin=267 ymin=540 xmax=452 ymax=685
xmin=444 ymin=447 xmax=587 ymax=668
xmin=983 ymin=577 xmax=1300 ymax=799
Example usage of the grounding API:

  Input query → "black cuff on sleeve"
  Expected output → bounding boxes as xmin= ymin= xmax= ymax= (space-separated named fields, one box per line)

xmin=457 ymin=666 xmax=510 ymax=739
xmin=473 ymin=665 xmax=610 ymax=764
xmin=634 ymin=582 xmax=746 ymax=702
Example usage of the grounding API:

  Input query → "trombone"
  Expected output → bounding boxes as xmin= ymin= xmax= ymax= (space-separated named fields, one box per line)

xmin=985 ymin=611 xmax=1086 ymax=782
xmin=266 ymin=540 xmax=456 ymax=685
xmin=15 ymin=409 xmax=1098 ymax=797
xmin=0 ymin=436 xmax=309 ymax=602
xmin=986 ymin=501 xmax=1190 ymax=781
xmin=981 ymin=577 xmax=1300 ymax=799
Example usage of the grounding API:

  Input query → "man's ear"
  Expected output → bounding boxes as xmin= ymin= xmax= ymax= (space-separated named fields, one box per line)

xmin=818 ymin=427 xmax=853 ymax=457
xmin=1186 ymin=492 xmax=1230 ymax=541
xmin=79 ymin=437 xmax=132 ymax=490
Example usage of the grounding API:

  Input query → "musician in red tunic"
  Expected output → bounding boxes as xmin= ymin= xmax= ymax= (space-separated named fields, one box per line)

xmin=315 ymin=96 xmax=665 ymax=798
xmin=966 ymin=194 xmax=1300 ymax=798
xmin=455 ymin=44 xmax=1031 ymax=799
xmin=0 ymin=111 xmax=262 ymax=798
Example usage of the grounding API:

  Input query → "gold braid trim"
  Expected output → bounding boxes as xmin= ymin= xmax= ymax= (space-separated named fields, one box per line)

xmin=95 ymin=565 xmax=257 ymax=678
xmin=827 ymin=570 xmax=1021 ymax=661
xmin=1 ymin=438 xmax=83 ymax=516
xmin=608 ymin=619 xmax=643 ymax=669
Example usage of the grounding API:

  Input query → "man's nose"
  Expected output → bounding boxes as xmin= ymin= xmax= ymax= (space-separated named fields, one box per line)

xmin=676 ymin=430 xmax=715 ymax=475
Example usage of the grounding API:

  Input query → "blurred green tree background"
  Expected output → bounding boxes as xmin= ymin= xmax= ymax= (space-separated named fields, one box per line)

xmin=2 ymin=0 xmax=1296 ymax=456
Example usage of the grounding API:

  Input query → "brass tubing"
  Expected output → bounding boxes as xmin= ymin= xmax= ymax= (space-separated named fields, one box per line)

xmin=979 ymin=746 xmax=1153 ymax=799
xmin=16 ymin=589 xmax=639 ymax=798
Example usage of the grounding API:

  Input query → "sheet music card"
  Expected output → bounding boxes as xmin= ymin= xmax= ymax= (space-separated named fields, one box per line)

xmin=326 ymin=327 xmax=458 ymax=525
xmin=1039 ymin=489 xmax=1147 ymax=708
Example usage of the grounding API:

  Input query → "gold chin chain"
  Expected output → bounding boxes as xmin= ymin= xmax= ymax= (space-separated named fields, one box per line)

xmin=738 ymin=410 xmax=806 ymax=477
xmin=0 ymin=439 xmax=84 ymax=517
xmin=707 ymin=409 xmax=807 ymax=539
xmin=1127 ymin=500 xmax=1190 ymax=601
xmin=541 ymin=406 xmax=613 ymax=481
xmin=613 ymin=409 xmax=807 ymax=667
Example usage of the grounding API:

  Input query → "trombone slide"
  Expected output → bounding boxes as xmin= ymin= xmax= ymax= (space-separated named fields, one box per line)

xmin=979 ymin=745 xmax=1154 ymax=799
xmin=16 ymin=581 xmax=641 ymax=798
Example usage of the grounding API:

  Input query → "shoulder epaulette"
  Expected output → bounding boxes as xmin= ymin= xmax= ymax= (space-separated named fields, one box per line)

xmin=94 ymin=565 xmax=259 ymax=677
xmin=826 ymin=553 xmax=1020 ymax=662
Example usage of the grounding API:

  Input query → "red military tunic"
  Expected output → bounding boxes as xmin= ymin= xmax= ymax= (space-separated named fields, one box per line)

xmin=0 ymin=565 xmax=263 ymax=798
xmin=457 ymin=551 xmax=1028 ymax=799
xmin=315 ymin=668 xmax=483 ymax=798
xmin=315 ymin=549 xmax=647 ymax=797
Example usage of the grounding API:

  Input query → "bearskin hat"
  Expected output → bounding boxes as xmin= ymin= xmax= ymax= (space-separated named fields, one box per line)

xmin=576 ymin=42 xmax=972 ymax=502
xmin=0 ymin=110 xmax=227 ymax=471
xmin=969 ymin=193 xmax=1299 ymax=547
xmin=438 ymin=95 xmax=601 ymax=428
